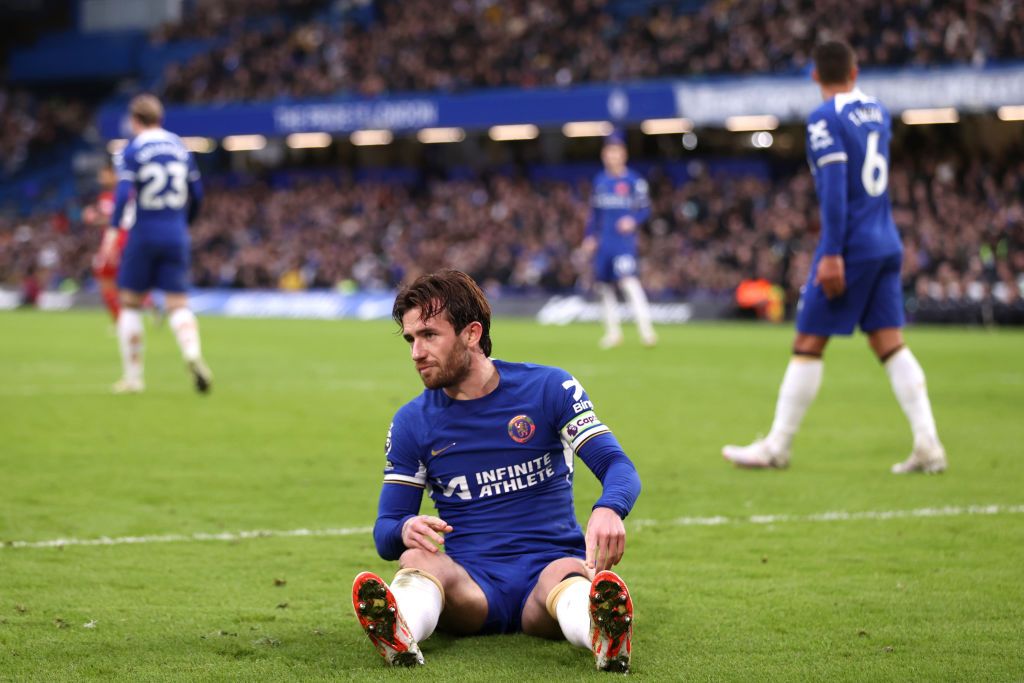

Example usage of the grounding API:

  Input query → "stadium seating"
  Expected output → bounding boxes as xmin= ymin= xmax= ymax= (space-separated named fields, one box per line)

xmin=0 ymin=0 xmax=1021 ymax=320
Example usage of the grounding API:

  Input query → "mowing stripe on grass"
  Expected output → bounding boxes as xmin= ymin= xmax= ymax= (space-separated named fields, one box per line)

xmin=4 ymin=504 xmax=1022 ymax=550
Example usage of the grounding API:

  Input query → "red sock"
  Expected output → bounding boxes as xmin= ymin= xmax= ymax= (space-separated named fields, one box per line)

xmin=101 ymin=288 xmax=120 ymax=321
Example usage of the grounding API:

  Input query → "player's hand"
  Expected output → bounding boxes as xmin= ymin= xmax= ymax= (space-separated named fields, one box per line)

xmin=814 ymin=255 xmax=846 ymax=299
xmin=585 ymin=506 xmax=626 ymax=572
xmin=615 ymin=216 xmax=637 ymax=234
xmin=401 ymin=515 xmax=453 ymax=553
xmin=582 ymin=236 xmax=598 ymax=256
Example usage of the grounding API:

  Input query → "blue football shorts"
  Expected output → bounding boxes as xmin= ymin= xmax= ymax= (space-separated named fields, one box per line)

xmin=117 ymin=237 xmax=190 ymax=294
xmin=796 ymin=252 xmax=905 ymax=336
xmin=594 ymin=250 xmax=638 ymax=283
xmin=452 ymin=547 xmax=586 ymax=634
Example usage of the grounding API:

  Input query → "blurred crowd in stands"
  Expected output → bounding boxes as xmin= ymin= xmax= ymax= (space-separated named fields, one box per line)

xmin=160 ymin=0 xmax=1024 ymax=103
xmin=3 ymin=155 xmax=1021 ymax=307
xmin=2 ymin=0 xmax=1023 ymax=317
xmin=0 ymin=89 xmax=91 ymax=179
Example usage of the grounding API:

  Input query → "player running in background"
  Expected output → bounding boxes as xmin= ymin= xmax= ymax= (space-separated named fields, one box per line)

xmin=84 ymin=162 xmax=129 ymax=321
xmin=98 ymin=94 xmax=212 ymax=394
xmin=583 ymin=132 xmax=657 ymax=349
xmin=352 ymin=270 xmax=641 ymax=672
xmin=722 ymin=40 xmax=946 ymax=474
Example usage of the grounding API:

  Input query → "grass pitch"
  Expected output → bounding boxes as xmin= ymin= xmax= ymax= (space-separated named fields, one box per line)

xmin=1 ymin=311 xmax=1022 ymax=681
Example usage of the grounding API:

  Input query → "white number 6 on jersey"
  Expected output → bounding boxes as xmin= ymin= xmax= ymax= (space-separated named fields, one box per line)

xmin=861 ymin=131 xmax=888 ymax=197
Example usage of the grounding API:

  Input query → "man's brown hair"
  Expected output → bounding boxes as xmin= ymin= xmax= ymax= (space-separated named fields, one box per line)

xmin=392 ymin=270 xmax=493 ymax=356
xmin=813 ymin=40 xmax=857 ymax=86
xmin=129 ymin=94 xmax=164 ymax=127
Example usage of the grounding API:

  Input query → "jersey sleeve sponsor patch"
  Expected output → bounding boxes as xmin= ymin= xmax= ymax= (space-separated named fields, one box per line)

xmin=560 ymin=409 xmax=610 ymax=451
xmin=807 ymin=119 xmax=835 ymax=152
xmin=382 ymin=416 xmax=427 ymax=488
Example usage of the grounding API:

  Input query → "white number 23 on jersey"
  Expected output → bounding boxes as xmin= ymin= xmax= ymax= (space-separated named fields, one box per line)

xmin=138 ymin=161 xmax=189 ymax=210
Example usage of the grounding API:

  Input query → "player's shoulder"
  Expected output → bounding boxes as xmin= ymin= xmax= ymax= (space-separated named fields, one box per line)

xmin=494 ymin=358 xmax=572 ymax=384
xmin=831 ymin=89 xmax=889 ymax=121
xmin=494 ymin=359 xmax=578 ymax=404
xmin=135 ymin=127 xmax=189 ymax=153
xmin=807 ymin=99 xmax=839 ymax=126
xmin=393 ymin=390 xmax=435 ymax=424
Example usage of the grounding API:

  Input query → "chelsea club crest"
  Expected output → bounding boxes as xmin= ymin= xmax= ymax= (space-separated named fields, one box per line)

xmin=507 ymin=414 xmax=536 ymax=444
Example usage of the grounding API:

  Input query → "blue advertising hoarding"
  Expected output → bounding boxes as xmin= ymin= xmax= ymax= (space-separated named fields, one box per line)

xmin=98 ymin=65 xmax=1024 ymax=140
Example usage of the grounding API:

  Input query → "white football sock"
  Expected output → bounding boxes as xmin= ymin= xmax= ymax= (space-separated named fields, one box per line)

xmin=546 ymin=576 xmax=591 ymax=649
xmin=766 ymin=356 xmax=824 ymax=453
xmin=169 ymin=308 xmax=202 ymax=362
xmin=596 ymin=283 xmax=622 ymax=340
xmin=620 ymin=276 xmax=656 ymax=343
xmin=117 ymin=308 xmax=144 ymax=382
xmin=884 ymin=347 xmax=939 ymax=444
xmin=390 ymin=569 xmax=443 ymax=643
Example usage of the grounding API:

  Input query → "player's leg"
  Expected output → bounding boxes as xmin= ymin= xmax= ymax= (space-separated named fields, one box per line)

xmin=114 ymin=288 xmax=146 ymax=393
xmin=862 ymin=256 xmax=946 ymax=473
xmin=97 ymin=275 xmax=120 ymax=321
xmin=521 ymin=557 xmax=589 ymax=641
xmin=594 ymin=252 xmax=623 ymax=348
xmin=397 ymin=548 xmax=487 ymax=635
xmin=352 ymin=549 xmax=487 ymax=666
xmin=618 ymin=273 xmax=656 ymax=346
xmin=722 ymin=333 xmax=827 ymax=467
xmin=93 ymin=229 xmax=126 ymax=322
xmin=722 ymin=257 xmax=872 ymax=467
xmin=522 ymin=558 xmax=634 ymax=672
xmin=159 ymin=242 xmax=212 ymax=393
xmin=113 ymin=239 xmax=149 ymax=393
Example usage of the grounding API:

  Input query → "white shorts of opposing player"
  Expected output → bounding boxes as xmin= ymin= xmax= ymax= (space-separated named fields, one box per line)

xmin=596 ymin=276 xmax=657 ymax=348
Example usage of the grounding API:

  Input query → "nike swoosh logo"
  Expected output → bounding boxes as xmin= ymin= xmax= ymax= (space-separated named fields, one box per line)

xmin=430 ymin=442 xmax=457 ymax=457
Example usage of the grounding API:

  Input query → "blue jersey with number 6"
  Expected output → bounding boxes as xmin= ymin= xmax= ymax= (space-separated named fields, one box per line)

xmin=112 ymin=128 xmax=202 ymax=244
xmin=805 ymin=89 xmax=902 ymax=262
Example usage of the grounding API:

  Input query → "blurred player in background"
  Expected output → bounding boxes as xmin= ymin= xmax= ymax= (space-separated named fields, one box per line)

xmin=98 ymin=94 xmax=211 ymax=394
xmin=583 ymin=132 xmax=657 ymax=349
xmin=84 ymin=162 xmax=127 ymax=321
xmin=352 ymin=270 xmax=641 ymax=672
xmin=722 ymin=40 xmax=947 ymax=474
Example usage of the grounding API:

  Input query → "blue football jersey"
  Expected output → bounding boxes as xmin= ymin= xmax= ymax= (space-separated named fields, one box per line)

xmin=113 ymin=128 xmax=201 ymax=243
xmin=585 ymin=169 xmax=651 ymax=255
xmin=805 ymin=89 xmax=902 ymax=261
xmin=382 ymin=360 xmax=617 ymax=561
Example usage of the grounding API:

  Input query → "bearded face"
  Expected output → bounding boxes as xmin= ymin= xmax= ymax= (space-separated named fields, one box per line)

xmin=402 ymin=307 xmax=474 ymax=390
xmin=419 ymin=333 xmax=472 ymax=390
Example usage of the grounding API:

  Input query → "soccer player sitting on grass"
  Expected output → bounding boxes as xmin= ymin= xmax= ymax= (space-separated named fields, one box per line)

xmin=722 ymin=40 xmax=946 ymax=474
xmin=352 ymin=270 xmax=641 ymax=672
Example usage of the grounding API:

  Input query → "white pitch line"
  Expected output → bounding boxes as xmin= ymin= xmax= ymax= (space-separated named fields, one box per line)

xmin=3 ymin=526 xmax=372 ymax=550
xmin=630 ymin=503 xmax=1024 ymax=529
xmin=3 ymin=504 xmax=1022 ymax=551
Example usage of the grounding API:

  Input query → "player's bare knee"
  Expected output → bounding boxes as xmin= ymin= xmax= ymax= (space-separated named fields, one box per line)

xmin=868 ymin=328 xmax=905 ymax=362
xmin=543 ymin=557 xmax=588 ymax=584
xmin=120 ymin=291 xmax=144 ymax=308
xmin=792 ymin=333 xmax=828 ymax=358
xmin=164 ymin=294 xmax=188 ymax=312
xmin=397 ymin=548 xmax=436 ymax=570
